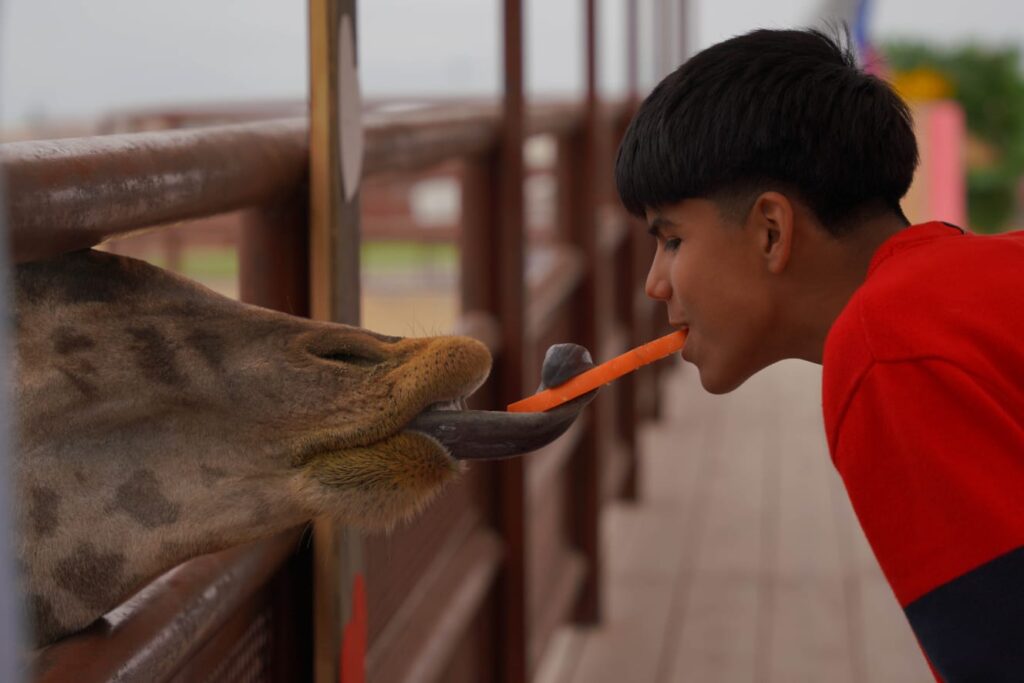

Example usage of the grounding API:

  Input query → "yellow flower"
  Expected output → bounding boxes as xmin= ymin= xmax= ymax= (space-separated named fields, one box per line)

xmin=890 ymin=67 xmax=954 ymax=101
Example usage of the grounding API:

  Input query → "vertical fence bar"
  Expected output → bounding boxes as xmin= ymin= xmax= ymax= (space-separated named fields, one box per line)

xmin=678 ymin=0 xmax=690 ymax=64
xmin=628 ymin=0 xmax=639 ymax=98
xmin=460 ymin=149 xmax=504 ymax=681
xmin=657 ymin=0 xmax=672 ymax=78
xmin=498 ymin=0 xmax=528 ymax=680
xmin=239 ymin=187 xmax=314 ymax=681
xmin=619 ymin=0 xmax=645 ymax=499
xmin=570 ymin=0 xmax=603 ymax=626
xmin=0 ymin=152 xmax=25 ymax=683
xmin=616 ymin=253 xmax=642 ymax=504
xmin=240 ymin=189 xmax=311 ymax=318
xmin=627 ymin=0 xmax=663 ymax=424
xmin=461 ymin=155 xmax=499 ymax=322
xmin=309 ymin=1 xmax=366 ymax=682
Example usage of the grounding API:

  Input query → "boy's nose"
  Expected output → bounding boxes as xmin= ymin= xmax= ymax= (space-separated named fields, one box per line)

xmin=645 ymin=265 xmax=672 ymax=301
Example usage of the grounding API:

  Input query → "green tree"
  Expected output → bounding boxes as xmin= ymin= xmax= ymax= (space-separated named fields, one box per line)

xmin=884 ymin=41 xmax=1024 ymax=232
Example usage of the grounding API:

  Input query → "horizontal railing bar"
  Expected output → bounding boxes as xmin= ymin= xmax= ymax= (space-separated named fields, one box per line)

xmin=527 ymin=100 xmax=586 ymax=138
xmin=343 ymin=100 xmax=590 ymax=174
xmin=363 ymin=106 xmax=499 ymax=176
xmin=366 ymin=519 xmax=502 ymax=683
xmin=527 ymin=549 xmax=586 ymax=668
xmin=32 ymin=529 xmax=304 ymax=683
xmin=2 ymin=119 xmax=309 ymax=264
xmin=3 ymin=100 xmax=608 ymax=264
xmin=360 ymin=100 xmax=588 ymax=175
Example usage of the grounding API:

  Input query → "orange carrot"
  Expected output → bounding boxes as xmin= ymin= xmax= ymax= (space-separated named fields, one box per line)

xmin=507 ymin=330 xmax=687 ymax=413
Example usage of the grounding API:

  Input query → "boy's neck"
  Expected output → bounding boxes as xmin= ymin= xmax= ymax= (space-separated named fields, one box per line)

xmin=789 ymin=211 xmax=908 ymax=364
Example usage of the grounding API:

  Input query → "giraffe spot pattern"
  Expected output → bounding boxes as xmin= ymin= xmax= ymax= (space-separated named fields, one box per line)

xmin=185 ymin=328 xmax=227 ymax=369
xmin=125 ymin=325 xmax=186 ymax=387
xmin=51 ymin=327 xmax=95 ymax=355
xmin=53 ymin=543 xmax=126 ymax=610
xmin=58 ymin=367 xmax=98 ymax=398
xmin=29 ymin=486 xmax=60 ymax=538
xmin=55 ymin=251 xmax=138 ymax=304
xmin=108 ymin=469 xmax=181 ymax=528
xmin=199 ymin=463 xmax=229 ymax=486
xmin=27 ymin=594 xmax=65 ymax=646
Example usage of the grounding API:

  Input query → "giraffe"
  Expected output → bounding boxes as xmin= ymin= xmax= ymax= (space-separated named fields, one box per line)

xmin=11 ymin=248 xmax=595 ymax=647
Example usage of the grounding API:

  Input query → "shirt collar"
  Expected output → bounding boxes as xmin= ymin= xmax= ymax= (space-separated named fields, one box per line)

xmin=867 ymin=221 xmax=965 ymax=277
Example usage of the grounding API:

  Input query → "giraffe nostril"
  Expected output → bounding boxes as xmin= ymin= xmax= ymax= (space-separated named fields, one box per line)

xmin=301 ymin=329 xmax=393 ymax=369
xmin=315 ymin=349 xmax=381 ymax=368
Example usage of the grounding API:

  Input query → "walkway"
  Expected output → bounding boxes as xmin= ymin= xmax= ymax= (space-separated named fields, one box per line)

xmin=538 ymin=359 xmax=932 ymax=683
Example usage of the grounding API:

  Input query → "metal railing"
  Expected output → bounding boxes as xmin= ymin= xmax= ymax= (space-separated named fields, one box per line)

xmin=4 ymin=94 xmax=662 ymax=682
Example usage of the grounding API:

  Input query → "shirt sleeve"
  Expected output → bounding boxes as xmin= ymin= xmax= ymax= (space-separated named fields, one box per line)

xmin=833 ymin=358 xmax=1024 ymax=681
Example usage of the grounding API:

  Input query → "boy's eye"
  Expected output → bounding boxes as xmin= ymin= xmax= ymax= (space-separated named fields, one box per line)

xmin=664 ymin=238 xmax=682 ymax=252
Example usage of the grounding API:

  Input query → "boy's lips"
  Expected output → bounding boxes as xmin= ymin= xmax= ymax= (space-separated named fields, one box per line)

xmin=669 ymin=321 xmax=691 ymax=359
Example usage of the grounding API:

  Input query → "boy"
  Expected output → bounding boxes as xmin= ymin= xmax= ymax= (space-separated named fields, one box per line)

xmin=615 ymin=28 xmax=1024 ymax=681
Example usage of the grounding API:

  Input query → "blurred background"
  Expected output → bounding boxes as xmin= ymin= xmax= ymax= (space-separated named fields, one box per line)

xmin=4 ymin=2 xmax=1023 ymax=681
xmin=4 ymin=0 xmax=1024 ymax=333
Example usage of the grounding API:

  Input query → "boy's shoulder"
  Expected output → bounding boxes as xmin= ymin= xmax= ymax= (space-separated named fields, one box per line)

xmin=823 ymin=225 xmax=1024 ymax=429
xmin=828 ymin=224 xmax=1024 ymax=366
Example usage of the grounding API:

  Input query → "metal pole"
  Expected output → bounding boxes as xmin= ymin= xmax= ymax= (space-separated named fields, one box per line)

xmin=309 ymin=1 xmax=365 ymax=682
xmin=0 ymin=139 xmax=26 ymax=683
xmin=658 ymin=0 xmax=672 ymax=78
xmin=498 ymin=0 xmax=527 ymax=678
xmin=0 ymin=1 xmax=26 ymax=670
xmin=628 ymin=0 xmax=639 ymax=101
xmin=678 ymin=0 xmax=690 ymax=64
xmin=572 ymin=0 xmax=604 ymax=623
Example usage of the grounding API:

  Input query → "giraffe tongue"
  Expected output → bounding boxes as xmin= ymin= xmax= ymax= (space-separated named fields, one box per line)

xmin=406 ymin=343 xmax=597 ymax=461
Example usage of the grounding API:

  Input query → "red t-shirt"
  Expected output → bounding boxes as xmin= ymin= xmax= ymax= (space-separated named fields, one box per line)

xmin=822 ymin=221 xmax=1024 ymax=681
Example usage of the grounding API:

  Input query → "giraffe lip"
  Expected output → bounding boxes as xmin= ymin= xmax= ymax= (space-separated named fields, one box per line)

xmin=422 ymin=398 xmax=468 ymax=412
xmin=406 ymin=342 xmax=597 ymax=460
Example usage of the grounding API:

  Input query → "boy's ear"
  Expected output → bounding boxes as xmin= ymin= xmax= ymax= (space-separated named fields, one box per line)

xmin=747 ymin=191 xmax=794 ymax=274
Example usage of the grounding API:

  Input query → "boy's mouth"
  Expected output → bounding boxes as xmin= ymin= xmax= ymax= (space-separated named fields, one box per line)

xmin=670 ymin=322 xmax=691 ymax=358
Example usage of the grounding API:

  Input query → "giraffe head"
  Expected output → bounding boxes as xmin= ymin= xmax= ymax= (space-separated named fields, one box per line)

xmin=13 ymin=249 xmax=594 ymax=646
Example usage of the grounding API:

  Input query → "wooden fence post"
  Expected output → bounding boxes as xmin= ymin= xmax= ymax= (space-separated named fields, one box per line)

xmin=309 ymin=2 xmax=366 ymax=682
xmin=497 ymin=0 xmax=528 ymax=680
xmin=0 ymin=162 xmax=26 ymax=683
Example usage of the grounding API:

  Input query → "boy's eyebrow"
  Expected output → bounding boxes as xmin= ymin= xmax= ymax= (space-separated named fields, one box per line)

xmin=647 ymin=215 xmax=675 ymax=237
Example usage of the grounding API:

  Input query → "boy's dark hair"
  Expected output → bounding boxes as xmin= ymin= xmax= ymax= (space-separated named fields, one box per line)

xmin=615 ymin=28 xmax=919 ymax=235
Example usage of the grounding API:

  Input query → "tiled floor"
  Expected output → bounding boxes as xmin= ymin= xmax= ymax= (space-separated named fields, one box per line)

xmin=537 ymin=359 xmax=933 ymax=683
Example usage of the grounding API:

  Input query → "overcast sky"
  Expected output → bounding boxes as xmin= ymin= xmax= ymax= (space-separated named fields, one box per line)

xmin=2 ymin=0 xmax=1023 ymax=127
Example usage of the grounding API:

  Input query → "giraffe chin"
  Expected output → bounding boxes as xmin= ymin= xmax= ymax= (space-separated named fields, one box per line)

xmin=290 ymin=342 xmax=598 ymax=529
xmin=295 ymin=430 xmax=464 ymax=530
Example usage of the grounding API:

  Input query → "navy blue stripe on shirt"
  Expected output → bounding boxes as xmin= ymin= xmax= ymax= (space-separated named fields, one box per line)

xmin=904 ymin=545 xmax=1024 ymax=682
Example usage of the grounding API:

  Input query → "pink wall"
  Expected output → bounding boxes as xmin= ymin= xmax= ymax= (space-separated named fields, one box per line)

xmin=902 ymin=100 xmax=967 ymax=227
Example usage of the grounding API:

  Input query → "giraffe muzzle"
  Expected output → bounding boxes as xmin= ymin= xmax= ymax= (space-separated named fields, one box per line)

xmin=406 ymin=343 xmax=598 ymax=460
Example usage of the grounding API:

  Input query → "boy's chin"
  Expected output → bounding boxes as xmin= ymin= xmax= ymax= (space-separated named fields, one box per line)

xmin=696 ymin=363 xmax=750 ymax=395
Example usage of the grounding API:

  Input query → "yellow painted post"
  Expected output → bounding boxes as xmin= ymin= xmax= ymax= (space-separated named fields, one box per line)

xmin=309 ymin=1 xmax=366 ymax=682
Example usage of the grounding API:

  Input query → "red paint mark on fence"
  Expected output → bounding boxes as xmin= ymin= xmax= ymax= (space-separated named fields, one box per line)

xmin=339 ymin=574 xmax=366 ymax=683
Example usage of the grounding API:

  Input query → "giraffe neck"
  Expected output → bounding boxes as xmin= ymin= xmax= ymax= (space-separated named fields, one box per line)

xmin=16 ymin=416 xmax=310 ymax=644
